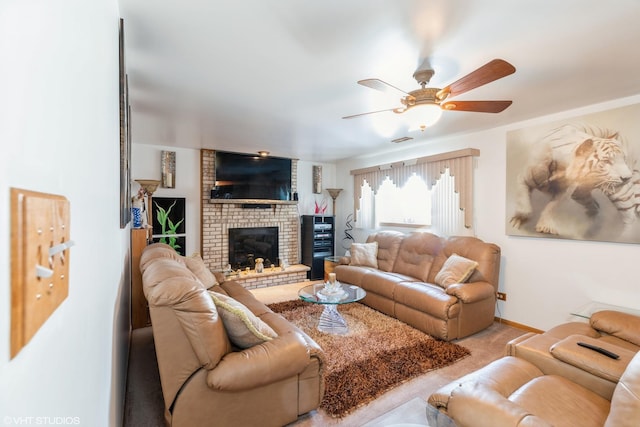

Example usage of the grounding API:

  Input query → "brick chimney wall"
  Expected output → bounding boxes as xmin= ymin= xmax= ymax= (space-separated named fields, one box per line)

xmin=200 ymin=149 xmax=299 ymax=272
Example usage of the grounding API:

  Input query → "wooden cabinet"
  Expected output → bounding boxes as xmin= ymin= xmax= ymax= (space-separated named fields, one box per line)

xmin=131 ymin=228 xmax=150 ymax=329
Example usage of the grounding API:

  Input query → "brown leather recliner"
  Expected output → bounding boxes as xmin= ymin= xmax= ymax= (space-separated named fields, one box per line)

xmin=506 ymin=310 xmax=640 ymax=399
xmin=428 ymin=352 xmax=640 ymax=427
xmin=429 ymin=310 xmax=640 ymax=426
xmin=140 ymin=243 xmax=324 ymax=427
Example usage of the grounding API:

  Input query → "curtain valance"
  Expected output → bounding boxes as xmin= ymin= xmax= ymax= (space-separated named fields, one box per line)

xmin=350 ymin=148 xmax=479 ymax=228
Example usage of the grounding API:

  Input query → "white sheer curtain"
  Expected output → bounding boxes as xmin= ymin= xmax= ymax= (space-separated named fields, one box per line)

xmin=351 ymin=148 xmax=479 ymax=234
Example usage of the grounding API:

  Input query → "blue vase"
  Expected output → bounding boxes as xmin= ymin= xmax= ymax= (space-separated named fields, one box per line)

xmin=132 ymin=207 xmax=142 ymax=228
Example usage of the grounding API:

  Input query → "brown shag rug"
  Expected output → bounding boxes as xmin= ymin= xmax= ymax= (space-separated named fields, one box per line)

xmin=267 ymin=299 xmax=470 ymax=418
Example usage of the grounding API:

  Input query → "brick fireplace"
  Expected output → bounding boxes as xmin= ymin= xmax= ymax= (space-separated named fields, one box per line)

xmin=200 ymin=150 xmax=301 ymax=277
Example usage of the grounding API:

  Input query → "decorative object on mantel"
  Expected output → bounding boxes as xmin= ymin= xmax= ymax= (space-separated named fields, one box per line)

xmin=161 ymin=151 xmax=176 ymax=188
xmin=326 ymin=188 xmax=343 ymax=215
xmin=313 ymin=165 xmax=322 ymax=193
xmin=254 ymin=258 xmax=264 ymax=273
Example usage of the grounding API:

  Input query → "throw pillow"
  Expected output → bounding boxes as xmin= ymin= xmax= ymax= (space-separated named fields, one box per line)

xmin=434 ymin=253 xmax=479 ymax=288
xmin=208 ymin=291 xmax=277 ymax=348
xmin=349 ymin=242 xmax=378 ymax=268
xmin=185 ymin=253 xmax=218 ymax=289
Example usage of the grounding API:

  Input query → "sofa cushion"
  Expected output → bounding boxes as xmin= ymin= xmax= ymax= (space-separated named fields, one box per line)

xmin=509 ymin=375 xmax=610 ymax=427
xmin=434 ymin=253 xmax=478 ymax=288
xmin=366 ymin=230 xmax=404 ymax=272
xmin=185 ymin=252 xmax=218 ymax=288
xmin=394 ymin=282 xmax=459 ymax=319
xmin=357 ymin=270 xmax=408 ymax=299
xmin=142 ymin=257 xmax=205 ymax=290
xmin=209 ymin=291 xmax=277 ymax=349
xmin=140 ymin=242 xmax=186 ymax=272
xmin=334 ymin=264 xmax=377 ymax=288
xmin=590 ymin=310 xmax=640 ymax=347
xmin=349 ymin=242 xmax=378 ymax=268
xmin=392 ymin=232 xmax=442 ymax=282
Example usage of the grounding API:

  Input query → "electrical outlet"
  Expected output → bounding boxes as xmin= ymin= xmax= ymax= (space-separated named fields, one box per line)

xmin=496 ymin=292 xmax=507 ymax=301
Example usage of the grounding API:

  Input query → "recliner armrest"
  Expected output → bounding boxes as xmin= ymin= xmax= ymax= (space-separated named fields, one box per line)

xmin=428 ymin=356 xmax=543 ymax=412
xmin=445 ymin=281 xmax=495 ymax=303
xmin=206 ymin=331 xmax=311 ymax=391
xmin=448 ymin=382 xmax=551 ymax=427
xmin=550 ymin=334 xmax=635 ymax=382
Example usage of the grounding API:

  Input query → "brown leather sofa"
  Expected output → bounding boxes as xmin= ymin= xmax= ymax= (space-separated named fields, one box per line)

xmin=428 ymin=310 xmax=640 ymax=426
xmin=140 ymin=243 xmax=324 ymax=427
xmin=334 ymin=231 xmax=501 ymax=340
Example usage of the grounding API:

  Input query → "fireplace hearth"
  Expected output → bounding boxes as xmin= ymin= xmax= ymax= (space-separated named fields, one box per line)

xmin=229 ymin=227 xmax=279 ymax=270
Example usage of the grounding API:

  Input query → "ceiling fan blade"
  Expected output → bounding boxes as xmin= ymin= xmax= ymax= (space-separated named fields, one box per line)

xmin=438 ymin=59 xmax=515 ymax=99
xmin=441 ymin=100 xmax=513 ymax=113
xmin=342 ymin=108 xmax=400 ymax=119
xmin=358 ymin=78 xmax=411 ymax=97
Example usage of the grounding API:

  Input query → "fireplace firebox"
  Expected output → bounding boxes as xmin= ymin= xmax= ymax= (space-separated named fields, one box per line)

xmin=228 ymin=227 xmax=279 ymax=270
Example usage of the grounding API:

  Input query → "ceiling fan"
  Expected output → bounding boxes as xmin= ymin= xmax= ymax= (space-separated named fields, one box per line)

xmin=343 ymin=58 xmax=516 ymax=131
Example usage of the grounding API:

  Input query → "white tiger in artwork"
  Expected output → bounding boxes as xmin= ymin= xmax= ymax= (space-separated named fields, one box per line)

xmin=510 ymin=124 xmax=636 ymax=235
xmin=605 ymin=168 xmax=640 ymax=227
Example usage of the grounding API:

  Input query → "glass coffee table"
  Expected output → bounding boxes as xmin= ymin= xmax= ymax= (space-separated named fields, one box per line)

xmin=298 ymin=282 xmax=366 ymax=334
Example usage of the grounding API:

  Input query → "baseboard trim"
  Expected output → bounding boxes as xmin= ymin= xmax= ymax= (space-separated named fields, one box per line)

xmin=494 ymin=317 xmax=544 ymax=334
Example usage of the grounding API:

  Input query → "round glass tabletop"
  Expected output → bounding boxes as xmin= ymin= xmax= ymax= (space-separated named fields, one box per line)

xmin=298 ymin=282 xmax=366 ymax=305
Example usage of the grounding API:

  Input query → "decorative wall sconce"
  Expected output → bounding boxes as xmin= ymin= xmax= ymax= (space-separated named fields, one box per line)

xmin=312 ymin=165 xmax=322 ymax=194
xmin=161 ymin=151 xmax=176 ymax=188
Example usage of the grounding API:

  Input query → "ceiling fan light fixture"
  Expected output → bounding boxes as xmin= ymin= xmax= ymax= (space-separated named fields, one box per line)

xmin=404 ymin=103 xmax=443 ymax=131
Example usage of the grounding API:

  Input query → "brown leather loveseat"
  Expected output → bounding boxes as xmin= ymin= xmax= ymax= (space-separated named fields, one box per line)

xmin=335 ymin=231 xmax=501 ymax=341
xmin=140 ymin=243 xmax=324 ymax=427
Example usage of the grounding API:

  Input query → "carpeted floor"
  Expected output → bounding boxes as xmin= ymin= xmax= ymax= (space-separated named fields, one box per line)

xmin=123 ymin=282 xmax=528 ymax=426
xmin=268 ymin=300 xmax=470 ymax=417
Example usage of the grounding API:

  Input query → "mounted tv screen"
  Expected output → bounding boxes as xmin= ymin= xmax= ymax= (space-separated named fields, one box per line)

xmin=213 ymin=151 xmax=292 ymax=201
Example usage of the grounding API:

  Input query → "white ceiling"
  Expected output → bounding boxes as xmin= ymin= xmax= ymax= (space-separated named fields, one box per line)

xmin=119 ymin=0 xmax=640 ymax=163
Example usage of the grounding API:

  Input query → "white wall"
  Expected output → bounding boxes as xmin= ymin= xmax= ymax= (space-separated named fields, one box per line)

xmin=0 ymin=1 xmax=127 ymax=426
xmin=297 ymin=160 xmax=337 ymax=216
xmin=336 ymin=94 xmax=640 ymax=331
xmin=129 ymin=150 xmax=339 ymax=254
xmin=132 ymin=144 xmax=201 ymax=255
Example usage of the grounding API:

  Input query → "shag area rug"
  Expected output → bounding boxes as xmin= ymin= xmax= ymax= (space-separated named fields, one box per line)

xmin=267 ymin=300 xmax=470 ymax=418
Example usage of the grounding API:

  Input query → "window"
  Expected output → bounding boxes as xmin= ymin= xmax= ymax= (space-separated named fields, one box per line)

xmin=351 ymin=149 xmax=478 ymax=235
xmin=376 ymin=175 xmax=431 ymax=227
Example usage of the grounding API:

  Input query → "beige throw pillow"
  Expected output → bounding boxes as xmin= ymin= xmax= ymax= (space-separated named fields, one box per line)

xmin=350 ymin=242 xmax=378 ymax=268
xmin=434 ymin=253 xmax=478 ymax=288
xmin=208 ymin=291 xmax=277 ymax=348
xmin=185 ymin=253 xmax=218 ymax=289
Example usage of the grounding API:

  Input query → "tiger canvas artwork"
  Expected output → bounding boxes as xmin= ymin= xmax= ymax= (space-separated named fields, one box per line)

xmin=506 ymin=103 xmax=640 ymax=244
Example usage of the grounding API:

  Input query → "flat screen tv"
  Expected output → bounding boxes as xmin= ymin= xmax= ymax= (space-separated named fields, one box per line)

xmin=212 ymin=151 xmax=292 ymax=201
